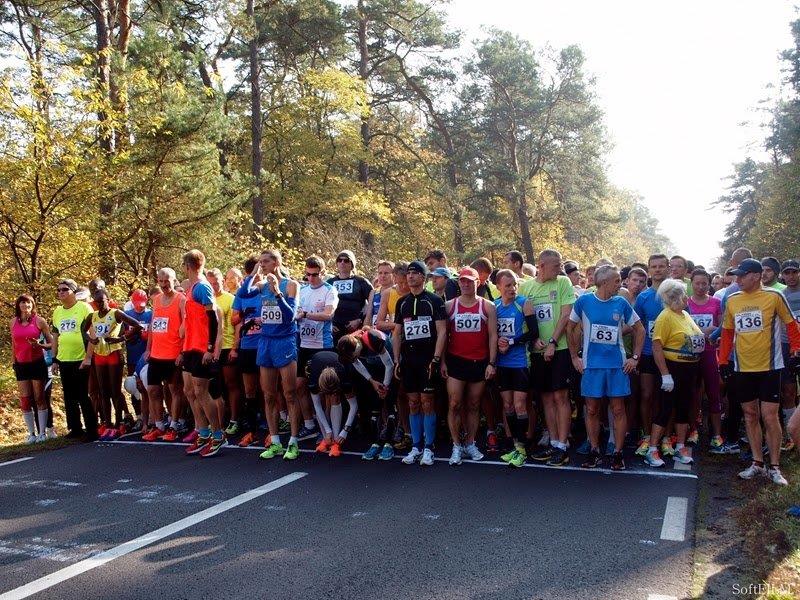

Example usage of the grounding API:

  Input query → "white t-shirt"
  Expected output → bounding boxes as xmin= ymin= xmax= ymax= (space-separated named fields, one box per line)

xmin=298 ymin=283 xmax=338 ymax=349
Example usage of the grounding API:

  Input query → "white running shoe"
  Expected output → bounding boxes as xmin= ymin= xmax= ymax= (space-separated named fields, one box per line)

xmin=767 ymin=467 xmax=788 ymax=486
xmin=36 ymin=434 xmax=46 ymax=443
xmin=448 ymin=445 xmax=463 ymax=466
xmin=420 ymin=448 xmax=434 ymax=466
xmin=738 ymin=463 xmax=767 ymax=480
xmin=25 ymin=434 xmax=36 ymax=445
xmin=644 ymin=449 xmax=665 ymax=468
xmin=402 ymin=447 xmax=422 ymax=465
xmin=46 ymin=427 xmax=58 ymax=439
xmin=673 ymin=447 xmax=693 ymax=464
xmin=463 ymin=443 xmax=484 ymax=462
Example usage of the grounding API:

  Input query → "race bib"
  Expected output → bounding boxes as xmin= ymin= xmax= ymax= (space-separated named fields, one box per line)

xmin=94 ymin=323 xmax=110 ymax=337
xmin=648 ymin=321 xmax=655 ymax=338
xmin=734 ymin=310 xmax=763 ymax=333
xmin=244 ymin=320 xmax=261 ymax=336
xmin=691 ymin=314 xmax=713 ymax=329
xmin=404 ymin=318 xmax=431 ymax=340
xmin=58 ymin=318 xmax=77 ymax=334
xmin=454 ymin=313 xmax=481 ymax=333
xmin=261 ymin=302 xmax=283 ymax=325
xmin=151 ymin=317 xmax=168 ymax=333
xmin=590 ymin=323 xmax=618 ymax=345
xmin=689 ymin=334 xmax=706 ymax=354
xmin=299 ymin=321 xmax=318 ymax=342
xmin=535 ymin=303 xmax=553 ymax=322
xmin=333 ymin=279 xmax=354 ymax=295
xmin=497 ymin=317 xmax=516 ymax=337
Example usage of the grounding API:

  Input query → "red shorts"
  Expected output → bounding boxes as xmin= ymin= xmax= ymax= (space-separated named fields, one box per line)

xmin=94 ymin=351 xmax=121 ymax=366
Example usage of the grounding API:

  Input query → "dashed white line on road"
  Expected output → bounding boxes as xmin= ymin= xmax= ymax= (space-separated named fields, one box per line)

xmin=0 ymin=472 xmax=307 ymax=600
xmin=0 ymin=457 xmax=34 ymax=468
xmin=648 ymin=594 xmax=678 ymax=600
xmin=660 ymin=496 xmax=688 ymax=542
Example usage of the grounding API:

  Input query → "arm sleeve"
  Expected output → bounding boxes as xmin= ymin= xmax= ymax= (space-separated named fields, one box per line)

xmin=352 ymin=359 xmax=372 ymax=382
xmin=277 ymin=294 xmax=295 ymax=319
xmin=718 ymin=327 xmax=734 ymax=364
xmin=206 ymin=309 xmax=218 ymax=348
xmin=516 ymin=313 xmax=539 ymax=344
xmin=379 ymin=349 xmax=394 ymax=387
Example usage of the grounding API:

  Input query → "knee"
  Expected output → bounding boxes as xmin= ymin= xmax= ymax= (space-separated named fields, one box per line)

xmin=448 ymin=398 xmax=462 ymax=412
xmin=20 ymin=396 xmax=32 ymax=412
xmin=585 ymin=403 xmax=599 ymax=418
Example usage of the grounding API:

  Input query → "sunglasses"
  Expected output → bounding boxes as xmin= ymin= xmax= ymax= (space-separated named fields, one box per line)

xmin=305 ymin=272 xmax=321 ymax=278
xmin=336 ymin=257 xmax=351 ymax=263
xmin=57 ymin=287 xmax=71 ymax=292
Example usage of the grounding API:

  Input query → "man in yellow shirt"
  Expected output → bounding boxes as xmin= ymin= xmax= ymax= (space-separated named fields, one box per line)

xmin=719 ymin=259 xmax=800 ymax=486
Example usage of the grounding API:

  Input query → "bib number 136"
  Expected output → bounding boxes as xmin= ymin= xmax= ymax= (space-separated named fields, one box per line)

xmin=734 ymin=310 xmax=762 ymax=333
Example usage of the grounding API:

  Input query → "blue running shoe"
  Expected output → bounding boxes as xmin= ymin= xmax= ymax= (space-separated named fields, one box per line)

xmin=378 ymin=443 xmax=395 ymax=461
xmin=576 ymin=438 xmax=591 ymax=455
xmin=605 ymin=441 xmax=616 ymax=456
xmin=362 ymin=444 xmax=381 ymax=461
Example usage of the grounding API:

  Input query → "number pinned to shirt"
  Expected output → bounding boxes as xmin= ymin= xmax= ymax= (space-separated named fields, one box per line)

xmin=261 ymin=303 xmax=283 ymax=325
xmin=734 ymin=310 xmax=763 ymax=333
xmin=404 ymin=319 xmax=431 ymax=340
xmin=497 ymin=318 xmax=516 ymax=337
xmin=691 ymin=314 xmax=713 ymax=329
xmin=589 ymin=323 xmax=618 ymax=345
xmin=151 ymin=317 xmax=169 ymax=333
xmin=454 ymin=313 xmax=481 ymax=332
xmin=690 ymin=334 xmax=706 ymax=353
xmin=535 ymin=304 xmax=553 ymax=322
xmin=58 ymin=319 xmax=77 ymax=333
xmin=333 ymin=280 xmax=354 ymax=295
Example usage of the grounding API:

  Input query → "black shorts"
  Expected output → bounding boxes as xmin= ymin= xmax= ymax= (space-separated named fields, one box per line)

xmin=298 ymin=347 xmax=325 ymax=378
xmin=400 ymin=354 xmax=437 ymax=394
xmin=496 ymin=366 xmax=529 ymax=392
xmin=237 ymin=348 xmax=259 ymax=374
xmin=147 ymin=357 xmax=177 ymax=385
xmin=182 ymin=350 xmax=220 ymax=380
xmin=729 ymin=370 xmax=781 ymax=404
xmin=219 ymin=348 xmax=232 ymax=366
xmin=530 ymin=348 xmax=571 ymax=393
xmin=637 ymin=354 xmax=659 ymax=376
xmin=13 ymin=359 xmax=48 ymax=382
xmin=445 ymin=354 xmax=488 ymax=384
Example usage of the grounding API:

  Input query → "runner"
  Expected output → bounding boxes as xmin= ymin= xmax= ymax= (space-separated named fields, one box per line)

xmin=296 ymin=255 xmax=338 ymax=440
xmin=142 ymin=268 xmax=187 ymax=442
xmin=249 ymin=249 xmax=301 ymax=461
xmin=643 ymin=279 xmax=704 ymax=468
xmin=471 ymin=258 xmax=499 ymax=302
xmin=424 ymin=249 xmax=460 ymax=298
xmin=123 ymin=289 xmax=152 ymax=431
xmin=686 ymin=269 xmax=724 ymax=451
xmin=568 ymin=265 xmax=644 ymax=470
xmin=761 ymin=257 xmax=786 ymax=291
xmin=718 ymin=258 xmax=800 ymax=485
xmin=394 ymin=260 xmax=447 ymax=466
xmin=363 ymin=260 xmax=393 ymax=328
xmin=779 ymin=260 xmax=800 ymax=451
xmin=503 ymin=251 xmax=527 ymax=280
xmin=52 ymin=279 xmax=97 ymax=441
xmin=328 ymin=250 xmax=372 ymax=343
xmin=10 ymin=295 xmax=53 ymax=443
xmin=83 ymin=289 xmax=142 ymax=440
xmin=224 ymin=268 xmax=243 ymax=294
xmin=493 ymin=269 xmax=539 ymax=467
xmin=431 ymin=267 xmax=454 ymax=301
xmin=180 ymin=250 xmax=226 ymax=458
xmin=519 ymin=249 xmax=575 ymax=466
xmin=305 ymin=350 xmax=357 ymax=457
xmin=442 ymin=267 xmax=498 ymax=465
xmin=669 ymin=255 xmax=693 ymax=296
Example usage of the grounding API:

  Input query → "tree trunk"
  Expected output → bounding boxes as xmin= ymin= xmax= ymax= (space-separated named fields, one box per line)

xmin=357 ymin=0 xmax=369 ymax=185
xmin=515 ymin=179 xmax=534 ymax=262
xmin=111 ymin=0 xmax=131 ymax=150
xmin=247 ymin=0 xmax=264 ymax=231
xmin=447 ymin=162 xmax=465 ymax=255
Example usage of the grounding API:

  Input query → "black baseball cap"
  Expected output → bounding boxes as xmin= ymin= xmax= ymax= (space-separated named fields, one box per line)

xmin=730 ymin=258 xmax=763 ymax=276
xmin=407 ymin=260 xmax=429 ymax=276
xmin=781 ymin=259 xmax=800 ymax=273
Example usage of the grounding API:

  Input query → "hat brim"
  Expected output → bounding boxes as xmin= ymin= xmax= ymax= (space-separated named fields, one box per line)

xmin=458 ymin=276 xmax=478 ymax=282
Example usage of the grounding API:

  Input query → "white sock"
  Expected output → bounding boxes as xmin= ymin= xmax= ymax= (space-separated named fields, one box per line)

xmin=22 ymin=411 xmax=35 ymax=435
xmin=37 ymin=409 xmax=48 ymax=434
xmin=289 ymin=436 xmax=298 ymax=446
xmin=280 ymin=410 xmax=288 ymax=421
xmin=330 ymin=403 xmax=343 ymax=438
xmin=304 ymin=419 xmax=315 ymax=429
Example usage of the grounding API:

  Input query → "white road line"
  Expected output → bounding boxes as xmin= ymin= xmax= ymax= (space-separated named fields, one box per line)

xmin=672 ymin=461 xmax=692 ymax=471
xmin=0 ymin=472 xmax=306 ymax=600
xmin=660 ymin=496 xmax=688 ymax=541
xmin=648 ymin=595 xmax=678 ymax=600
xmin=105 ymin=439 xmax=697 ymax=479
xmin=0 ymin=457 xmax=34 ymax=468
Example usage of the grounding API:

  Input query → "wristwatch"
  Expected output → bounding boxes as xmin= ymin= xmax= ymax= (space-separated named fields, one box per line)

xmin=508 ymin=338 xmax=515 ymax=346
xmin=488 ymin=362 xmax=496 ymax=367
xmin=548 ymin=338 xmax=557 ymax=345
xmin=632 ymin=354 xmax=640 ymax=361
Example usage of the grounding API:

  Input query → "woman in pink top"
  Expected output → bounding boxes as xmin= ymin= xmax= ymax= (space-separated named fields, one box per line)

xmin=686 ymin=270 xmax=723 ymax=450
xmin=10 ymin=294 xmax=53 ymax=443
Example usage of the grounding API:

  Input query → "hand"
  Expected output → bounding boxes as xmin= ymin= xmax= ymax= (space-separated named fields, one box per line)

xmin=377 ymin=384 xmax=388 ymax=399
xmin=534 ymin=338 xmax=547 ymax=351
xmin=79 ymin=358 xmax=90 ymax=370
xmin=266 ymin=273 xmax=279 ymax=294
xmin=347 ymin=319 xmax=362 ymax=332
xmin=544 ymin=343 xmax=555 ymax=361
xmin=202 ymin=351 xmax=213 ymax=365
xmin=485 ymin=364 xmax=496 ymax=380
xmin=370 ymin=379 xmax=382 ymax=395
xmin=175 ymin=353 xmax=184 ymax=367
xmin=660 ymin=373 xmax=674 ymax=392
xmin=335 ymin=434 xmax=346 ymax=445
xmin=498 ymin=337 xmax=510 ymax=354
xmin=393 ymin=362 xmax=401 ymax=380
xmin=51 ymin=362 xmax=59 ymax=376
xmin=438 ymin=360 xmax=447 ymax=379
xmin=623 ymin=358 xmax=638 ymax=374
xmin=571 ymin=356 xmax=584 ymax=374
xmin=229 ymin=348 xmax=238 ymax=363
xmin=27 ymin=337 xmax=39 ymax=346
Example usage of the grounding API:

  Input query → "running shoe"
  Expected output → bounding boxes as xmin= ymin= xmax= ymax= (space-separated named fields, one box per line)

xmin=283 ymin=443 xmax=300 ymax=460
xmin=576 ymin=438 xmax=591 ymax=455
xmin=687 ymin=429 xmax=700 ymax=446
xmin=486 ymin=432 xmax=499 ymax=453
xmin=200 ymin=436 xmax=226 ymax=458
xmin=224 ymin=421 xmax=239 ymax=436
xmin=394 ymin=434 xmax=412 ymax=452
xmin=402 ymin=447 xmax=422 ymax=464
xmin=278 ymin=419 xmax=290 ymax=434
xmin=605 ymin=441 xmax=615 ymax=456
xmin=581 ymin=450 xmax=601 ymax=469
xmin=449 ymin=445 xmax=463 ymax=466
xmin=660 ymin=439 xmax=675 ymax=457
xmin=45 ymin=427 xmax=58 ymax=439
xmin=635 ymin=438 xmax=649 ymax=457
xmin=715 ymin=441 xmax=739 ymax=455
xmin=644 ymin=449 xmax=665 ymax=468
xmin=420 ymin=448 xmax=434 ymax=466
xmin=362 ymin=444 xmax=381 ymax=460
xmin=501 ymin=448 xmax=517 ymax=463
xmin=131 ymin=419 xmax=143 ymax=433
xmin=237 ymin=432 xmax=257 ymax=447
xmin=186 ymin=436 xmax=211 ymax=455
xmin=328 ymin=442 xmax=341 ymax=458
xmin=117 ymin=423 xmax=128 ymax=436
xmin=508 ymin=449 xmax=527 ymax=468
xmin=709 ymin=435 xmax=724 ymax=452
xmin=464 ymin=443 xmax=484 ymax=462
xmin=316 ymin=439 xmax=331 ymax=453
xmin=531 ymin=447 xmax=553 ymax=462
xmin=738 ymin=463 xmax=766 ymax=480
xmin=767 ymin=467 xmax=788 ymax=486
xmin=182 ymin=430 xmax=199 ymax=444
xmin=547 ymin=448 xmax=569 ymax=466
xmin=142 ymin=428 xmax=164 ymax=442
xmin=782 ymin=438 xmax=795 ymax=452
xmin=611 ymin=451 xmax=626 ymax=471
xmin=259 ymin=442 xmax=285 ymax=459
xmin=392 ymin=425 xmax=405 ymax=445
xmin=35 ymin=433 xmax=46 ymax=443
xmin=378 ymin=444 xmax=394 ymax=461
xmin=298 ymin=424 xmax=318 ymax=438
xmin=97 ymin=424 xmax=107 ymax=436
xmin=674 ymin=447 xmax=693 ymax=465
xmin=103 ymin=428 xmax=119 ymax=441
xmin=161 ymin=428 xmax=179 ymax=442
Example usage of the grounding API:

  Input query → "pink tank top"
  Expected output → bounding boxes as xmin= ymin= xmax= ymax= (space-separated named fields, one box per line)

xmin=12 ymin=317 xmax=44 ymax=363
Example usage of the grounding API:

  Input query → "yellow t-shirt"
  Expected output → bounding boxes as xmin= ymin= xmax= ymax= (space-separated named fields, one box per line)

xmin=652 ymin=308 xmax=704 ymax=362
xmin=216 ymin=291 xmax=235 ymax=350
xmin=723 ymin=288 xmax=796 ymax=372
xmin=53 ymin=301 xmax=92 ymax=361
xmin=90 ymin=310 xmax=123 ymax=356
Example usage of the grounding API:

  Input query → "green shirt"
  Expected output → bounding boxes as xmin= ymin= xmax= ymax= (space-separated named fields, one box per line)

xmin=766 ymin=280 xmax=787 ymax=291
xmin=518 ymin=275 xmax=575 ymax=352
xmin=53 ymin=301 xmax=92 ymax=361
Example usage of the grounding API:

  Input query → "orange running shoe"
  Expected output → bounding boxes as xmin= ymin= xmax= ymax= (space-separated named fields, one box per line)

xmin=185 ymin=436 xmax=210 ymax=456
xmin=329 ymin=442 xmax=342 ymax=457
xmin=238 ymin=432 xmax=256 ymax=447
xmin=161 ymin=428 xmax=179 ymax=442
xmin=142 ymin=428 xmax=164 ymax=442
xmin=316 ymin=439 xmax=331 ymax=453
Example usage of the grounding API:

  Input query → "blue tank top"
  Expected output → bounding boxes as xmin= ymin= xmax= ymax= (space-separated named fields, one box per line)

xmin=260 ymin=278 xmax=297 ymax=338
xmin=371 ymin=289 xmax=382 ymax=326
xmin=494 ymin=296 xmax=527 ymax=368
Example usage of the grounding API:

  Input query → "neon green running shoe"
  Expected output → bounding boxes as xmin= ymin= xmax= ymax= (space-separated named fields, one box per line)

xmin=283 ymin=442 xmax=300 ymax=460
xmin=224 ymin=421 xmax=239 ymax=436
xmin=500 ymin=449 xmax=517 ymax=463
xmin=259 ymin=442 xmax=284 ymax=459
xmin=509 ymin=449 xmax=527 ymax=468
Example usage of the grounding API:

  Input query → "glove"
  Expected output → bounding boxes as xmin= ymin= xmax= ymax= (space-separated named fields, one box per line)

xmin=660 ymin=374 xmax=674 ymax=392
xmin=719 ymin=363 xmax=732 ymax=382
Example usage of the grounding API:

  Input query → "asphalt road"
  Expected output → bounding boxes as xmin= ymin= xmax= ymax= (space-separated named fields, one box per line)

xmin=0 ymin=437 xmax=697 ymax=600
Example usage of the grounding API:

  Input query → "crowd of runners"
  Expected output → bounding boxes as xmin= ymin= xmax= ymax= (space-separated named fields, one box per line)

xmin=9 ymin=246 xmax=800 ymax=484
